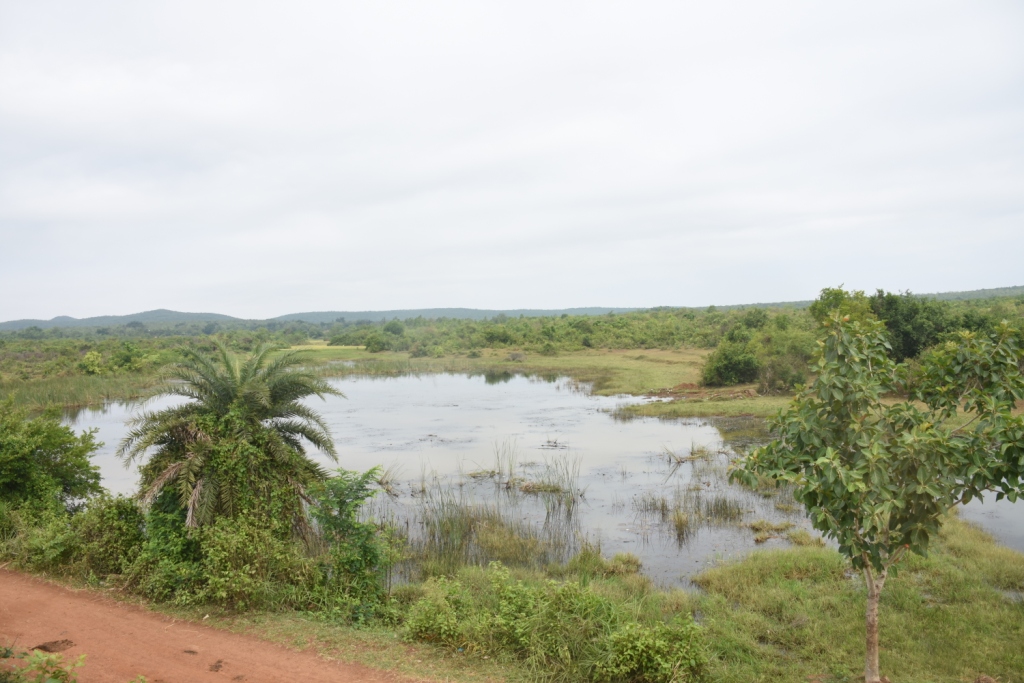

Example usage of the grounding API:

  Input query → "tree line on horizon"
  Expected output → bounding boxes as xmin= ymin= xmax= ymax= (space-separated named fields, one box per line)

xmin=1 ymin=289 xmax=1022 ymax=394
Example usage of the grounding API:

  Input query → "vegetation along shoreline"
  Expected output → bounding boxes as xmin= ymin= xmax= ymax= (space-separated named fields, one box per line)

xmin=2 ymin=287 xmax=1023 ymax=682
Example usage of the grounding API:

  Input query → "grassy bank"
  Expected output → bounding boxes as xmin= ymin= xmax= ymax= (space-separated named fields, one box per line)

xmin=135 ymin=515 xmax=1024 ymax=683
xmin=294 ymin=344 xmax=709 ymax=396
xmin=0 ymin=374 xmax=163 ymax=411
xmin=696 ymin=516 xmax=1024 ymax=682
xmin=616 ymin=394 xmax=793 ymax=419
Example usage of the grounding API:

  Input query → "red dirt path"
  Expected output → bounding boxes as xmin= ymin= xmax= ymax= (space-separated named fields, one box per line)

xmin=0 ymin=569 xmax=420 ymax=683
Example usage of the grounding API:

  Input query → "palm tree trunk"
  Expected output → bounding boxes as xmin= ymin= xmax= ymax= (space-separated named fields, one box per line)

xmin=863 ymin=563 xmax=888 ymax=683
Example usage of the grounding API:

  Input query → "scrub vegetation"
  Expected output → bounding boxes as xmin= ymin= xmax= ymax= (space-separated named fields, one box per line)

xmin=1 ymin=289 xmax=1023 ymax=682
xmin=3 ymin=289 xmax=1022 ymax=415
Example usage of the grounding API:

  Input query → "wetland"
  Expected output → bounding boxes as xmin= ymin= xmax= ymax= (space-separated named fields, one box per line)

xmin=65 ymin=371 xmax=1022 ymax=587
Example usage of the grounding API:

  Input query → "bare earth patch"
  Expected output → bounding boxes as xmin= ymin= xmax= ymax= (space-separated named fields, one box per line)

xmin=0 ymin=569 xmax=425 ymax=683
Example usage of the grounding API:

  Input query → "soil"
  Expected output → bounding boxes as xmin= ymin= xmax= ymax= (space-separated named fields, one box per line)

xmin=0 ymin=569 xmax=422 ymax=683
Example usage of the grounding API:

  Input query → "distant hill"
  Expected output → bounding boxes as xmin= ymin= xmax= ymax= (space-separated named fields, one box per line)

xmin=0 ymin=307 xmax=638 ymax=331
xmin=271 ymin=307 xmax=641 ymax=324
xmin=922 ymin=285 xmax=1024 ymax=301
xmin=2 ymin=286 xmax=1020 ymax=331
xmin=0 ymin=309 xmax=242 ymax=331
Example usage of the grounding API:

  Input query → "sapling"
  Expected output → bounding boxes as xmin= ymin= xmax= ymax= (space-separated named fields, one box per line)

xmin=731 ymin=316 xmax=1024 ymax=683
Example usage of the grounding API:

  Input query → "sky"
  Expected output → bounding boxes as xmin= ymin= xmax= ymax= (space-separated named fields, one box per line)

xmin=1 ymin=1 xmax=1022 ymax=321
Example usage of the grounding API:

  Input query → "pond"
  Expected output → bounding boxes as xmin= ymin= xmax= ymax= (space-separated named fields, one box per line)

xmin=64 ymin=373 xmax=1022 ymax=587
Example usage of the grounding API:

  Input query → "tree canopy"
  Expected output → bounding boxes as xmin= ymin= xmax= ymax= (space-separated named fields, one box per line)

xmin=0 ymin=401 xmax=101 ymax=510
xmin=731 ymin=316 xmax=1024 ymax=682
xmin=118 ymin=343 xmax=341 ymax=531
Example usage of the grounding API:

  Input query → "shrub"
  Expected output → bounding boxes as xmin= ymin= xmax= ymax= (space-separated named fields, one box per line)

xmin=78 ymin=351 xmax=105 ymax=375
xmin=364 ymin=333 xmax=387 ymax=353
xmin=595 ymin=620 xmax=707 ymax=683
xmin=403 ymin=576 xmax=467 ymax=645
xmin=70 ymin=496 xmax=145 ymax=576
xmin=0 ymin=402 xmax=101 ymax=511
xmin=700 ymin=342 xmax=759 ymax=386
xmin=124 ymin=499 xmax=204 ymax=602
xmin=403 ymin=563 xmax=708 ymax=683
xmin=194 ymin=516 xmax=311 ymax=610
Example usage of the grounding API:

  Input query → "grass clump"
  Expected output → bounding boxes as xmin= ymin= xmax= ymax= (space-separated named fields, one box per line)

xmin=785 ymin=529 xmax=824 ymax=547
xmin=403 ymin=562 xmax=708 ymax=683
xmin=746 ymin=520 xmax=794 ymax=544
xmin=412 ymin=487 xmax=567 ymax=577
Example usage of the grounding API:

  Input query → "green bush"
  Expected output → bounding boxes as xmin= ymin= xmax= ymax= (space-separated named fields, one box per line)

xmin=402 ymin=563 xmax=707 ymax=683
xmin=70 ymin=496 xmax=145 ymax=576
xmin=403 ymin=576 xmax=467 ymax=645
xmin=6 ymin=509 xmax=77 ymax=574
xmin=700 ymin=342 xmax=759 ymax=386
xmin=124 ymin=498 xmax=204 ymax=602
xmin=2 ymin=496 xmax=144 ymax=580
xmin=195 ymin=516 xmax=311 ymax=610
xmin=309 ymin=468 xmax=399 ymax=618
xmin=595 ymin=620 xmax=707 ymax=683
xmin=0 ymin=402 xmax=101 ymax=511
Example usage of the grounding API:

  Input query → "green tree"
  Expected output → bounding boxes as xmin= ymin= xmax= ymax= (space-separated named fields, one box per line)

xmin=78 ymin=351 xmax=105 ymax=375
xmin=0 ymin=401 xmax=101 ymax=510
xmin=808 ymin=286 xmax=875 ymax=325
xmin=868 ymin=289 xmax=951 ymax=361
xmin=731 ymin=317 xmax=1024 ymax=683
xmin=118 ymin=343 xmax=341 ymax=530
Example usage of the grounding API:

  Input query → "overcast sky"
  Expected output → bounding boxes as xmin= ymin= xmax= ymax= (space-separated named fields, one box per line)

xmin=1 ymin=1 xmax=1022 ymax=321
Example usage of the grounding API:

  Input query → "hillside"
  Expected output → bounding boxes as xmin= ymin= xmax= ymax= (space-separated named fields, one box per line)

xmin=1 ymin=285 xmax=1020 ymax=331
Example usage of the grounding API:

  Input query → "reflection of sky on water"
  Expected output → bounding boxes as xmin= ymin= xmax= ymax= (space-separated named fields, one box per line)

xmin=63 ymin=373 xmax=1023 ymax=586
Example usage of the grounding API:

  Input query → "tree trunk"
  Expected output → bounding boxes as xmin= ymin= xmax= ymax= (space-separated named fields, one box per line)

xmin=863 ymin=564 xmax=888 ymax=683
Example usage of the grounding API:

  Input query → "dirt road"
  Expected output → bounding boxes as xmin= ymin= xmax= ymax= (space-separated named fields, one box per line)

xmin=0 ymin=569 xmax=416 ymax=683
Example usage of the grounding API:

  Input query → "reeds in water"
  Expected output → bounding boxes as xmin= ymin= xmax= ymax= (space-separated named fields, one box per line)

xmin=410 ymin=481 xmax=579 ymax=577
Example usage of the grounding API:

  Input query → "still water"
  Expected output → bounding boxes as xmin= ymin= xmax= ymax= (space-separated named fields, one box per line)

xmin=64 ymin=373 xmax=1021 ymax=587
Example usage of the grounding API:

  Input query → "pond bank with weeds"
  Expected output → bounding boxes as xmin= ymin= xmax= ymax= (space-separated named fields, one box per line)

xmin=118 ymin=515 xmax=1024 ymax=683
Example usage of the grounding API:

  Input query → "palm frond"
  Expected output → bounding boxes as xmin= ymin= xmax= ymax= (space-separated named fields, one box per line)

xmin=185 ymin=477 xmax=205 ymax=528
xmin=140 ymin=461 xmax=185 ymax=506
xmin=270 ymin=418 xmax=338 ymax=459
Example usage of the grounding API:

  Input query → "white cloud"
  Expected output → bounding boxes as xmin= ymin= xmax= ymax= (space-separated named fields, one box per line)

xmin=1 ymin=0 xmax=1022 ymax=319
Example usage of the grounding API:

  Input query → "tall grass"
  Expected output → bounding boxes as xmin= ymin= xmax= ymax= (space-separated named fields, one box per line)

xmin=633 ymin=482 xmax=745 ymax=548
xmin=693 ymin=517 xmax=1024 ymax=682
xmin=410 ymin=482 xmax=580 ymax=578
xmin=0 ymin=375 xmax=161 ymax=411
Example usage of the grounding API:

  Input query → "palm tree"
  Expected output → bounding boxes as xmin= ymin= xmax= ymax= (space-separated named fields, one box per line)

xmin=118 ymin=343 xmax=342 ymax=529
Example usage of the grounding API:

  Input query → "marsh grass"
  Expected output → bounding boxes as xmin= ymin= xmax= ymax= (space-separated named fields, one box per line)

xmin=0 ymin=375 xmax=161 ymax=411
xmin=301 ymin=347 xmax=707 ymax=397
xmin=409 ymin=481 xmax=580 ymax=579
xmin=746 ymin=519 xmax=795 ymax=544
xmin=662 ymin=442 xmax=713 ymax=464
xmin=633 ymin=483 xmax=746 ymax=548
xmin=700 ymin=494 xmax=744 ymax=524
xmin=374 ymin=463 xmax=403 ymax=497
xmin=671 ymin=509 xmax=693 ymax=542
xmin=616 ymin=395 xmax=792 ymax=420
xmin=785 ymin=529 xmax=824 ymax=547
xmin=693 ymin=516 xmax=1024 ymax=682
